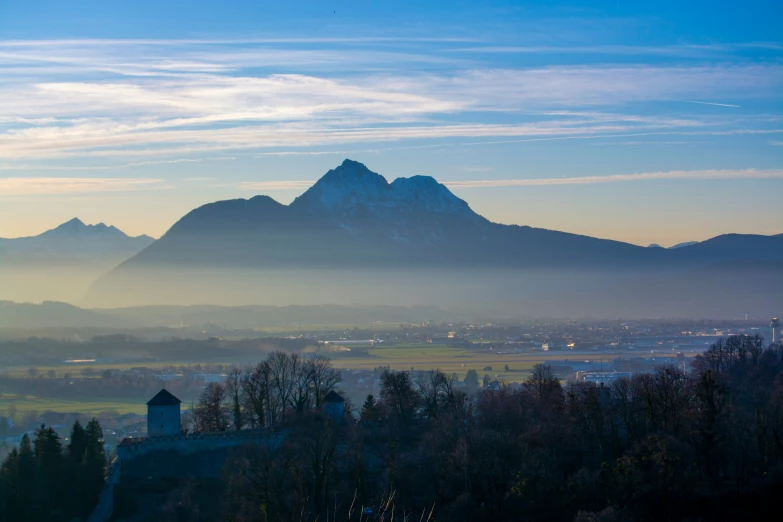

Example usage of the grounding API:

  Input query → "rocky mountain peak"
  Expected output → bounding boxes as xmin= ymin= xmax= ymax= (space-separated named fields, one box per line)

xmin=40 ymin=218 xmax=129 ymax=239
xmin=291 ymin=159 xmax=389 ymax=211
xmin=290 ymin=159 xmax=477 ymax=220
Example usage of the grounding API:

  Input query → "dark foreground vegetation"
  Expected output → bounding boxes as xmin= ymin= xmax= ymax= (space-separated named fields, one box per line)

xmin=0 ymin=419 xmax=106 ymax=521
xmin=2 ymin=335 xmax=781 ymax=521
xmin=116 ymin=335 xmax=783 ymax=522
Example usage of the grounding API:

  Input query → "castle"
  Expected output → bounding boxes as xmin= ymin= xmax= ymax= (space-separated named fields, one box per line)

xmin=88 ymin=388 xmax=344 ymax=522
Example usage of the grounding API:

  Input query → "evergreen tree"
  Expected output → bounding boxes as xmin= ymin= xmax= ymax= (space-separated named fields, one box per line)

xmin=65 ymin=420 xmax=88 ymax=517
xmin=17 ymin=435 xmax=36 ymax=522
xmin=33 ymin=424 xmax=63 ymax=516
xmin=83 ymin=418 xmax=106 ymax=516
xmin=0 ymin=448 xmax=20 ymax=522
xmin=67 ymin=420 xmax=86 ymax=462
xmin=360 ymin=394 xmax=377 ymax=422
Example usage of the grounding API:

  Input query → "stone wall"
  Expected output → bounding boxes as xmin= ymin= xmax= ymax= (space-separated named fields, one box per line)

xmin=117 ymin=429 xmax=274 ymax=460
xmin=88 ymin=429 xmax=279 ymax=521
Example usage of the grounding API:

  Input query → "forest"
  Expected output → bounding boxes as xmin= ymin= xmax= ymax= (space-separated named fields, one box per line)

xmin=2 ymin=335 xmax=782 ymax=521
xmin=165 ymin=335 xmax=783 ymax=521
xmin=0 ymin=418 xmax=107 ymax=521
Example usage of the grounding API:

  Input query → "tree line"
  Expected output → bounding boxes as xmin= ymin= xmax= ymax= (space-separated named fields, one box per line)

xmin=0 ymin=419 xmax=106 ymax=522
xmin=190 ymin=352 xmax=342 ymax=432
xmin=204 ymin=335 xmax=782 ymax=522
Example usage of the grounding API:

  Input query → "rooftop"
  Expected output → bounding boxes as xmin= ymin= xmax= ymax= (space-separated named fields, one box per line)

xmin=323 ymin=390 xmax=345 ymax=403
xmin=146 ymin=389 xmax=182 ymax=406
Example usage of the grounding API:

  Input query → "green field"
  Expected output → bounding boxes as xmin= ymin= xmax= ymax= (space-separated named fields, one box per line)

xmin=0 ymin=342 xmax=689 ymax=416
xmin=329 ymin=342 xmax=544 ymax=381
xmin=0 ymin=394 xmax=146 ymax=415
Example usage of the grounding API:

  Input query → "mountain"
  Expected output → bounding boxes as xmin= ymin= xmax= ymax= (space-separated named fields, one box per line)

xmin=670 ymin=241 xmax=699 ymax=249
xmin=0 ymin=301 xmax=133 ymax=329
xmin=0 ymin=218 xmax=153 ymax=263
xmin=106 ymin=160 xmax=669 ymax=270
xmin=0 ymin=219 xmax=154 ymax=303
xmin=86 ymin=160 xmax=783 ymax=317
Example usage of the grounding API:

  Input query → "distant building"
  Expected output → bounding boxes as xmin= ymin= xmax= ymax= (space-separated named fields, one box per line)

xmin=147 ymin=389 xmax=181 ymax=437
xmin=322 ymin=390 xmax=345 ymax=421
xmin=154 ymin=373 xmax=183 ymax=382
xmin=574 ymin=371 xmax=633 ymax=385
xmin=194 ymin=373 xmax=226 ymax=384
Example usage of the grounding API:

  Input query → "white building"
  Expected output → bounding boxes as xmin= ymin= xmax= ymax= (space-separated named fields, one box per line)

xmin=146 ymin=389 xmax=182 ymax=437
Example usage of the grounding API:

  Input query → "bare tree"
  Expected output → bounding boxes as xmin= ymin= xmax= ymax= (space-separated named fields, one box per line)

xmin=194 ymin=382 xmax=229 ymax=432
xmin=289 ymin=353 xmax=311 ymax=414
xmin=416 ymin=370 xmax=445 ymax=419
xmin=267 ymin=351 xmax=296 ymax=424
xmin=307 ymin=355 xmax=342 ymax=410
xmin=524 ymin=363 xmax=563 ymax=409
xmin=241 ymin=361 xmax=270 ymax=429
xmin=380 ymin=369 xmax=419 ymax=425
xmin=225 ymin=367 xmax=244 ymax=430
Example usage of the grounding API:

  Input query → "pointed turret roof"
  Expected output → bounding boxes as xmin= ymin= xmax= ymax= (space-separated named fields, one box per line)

xmin=146 ymin=389 xmax=182 ymax=406
xmin=323 ymin=390 xmax=345 ymax=403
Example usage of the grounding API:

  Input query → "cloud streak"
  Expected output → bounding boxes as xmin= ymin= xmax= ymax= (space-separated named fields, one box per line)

xmin=0 ymin=177 xmax=169 ymax=195
xmin=445 ymin=169 xmax=783 ymax=188
xmin=684 ymin=101 xmax=741 ymax=108
xmin=0 ymin=35 xmax=780 ymax=162
xmin=236 ymin=169 xmax=783 ymax=193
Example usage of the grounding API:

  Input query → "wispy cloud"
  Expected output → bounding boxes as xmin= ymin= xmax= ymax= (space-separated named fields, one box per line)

xmin=0 ymin=177 xmax=169 ymax=195
xmin=0 ymin=38 xmax=780 ymax=163
xmin=452 ymin=42 xmax=783 ymax=57
xmin=684 ymin=101 xmax=741 ymax=108
xmin=235 ymin=168 xmax=783 ymax=194
xmin=239 ymin=180 xmax=315 ymax=191
xmin=444 ymin=169 xmax=783 ymax=188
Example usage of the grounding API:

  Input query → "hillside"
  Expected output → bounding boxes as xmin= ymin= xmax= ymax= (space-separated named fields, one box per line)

xmin=0 ymin=219 xmax=154 ymax=303
xmin=80 ymin=159 xmax=783 ymax=316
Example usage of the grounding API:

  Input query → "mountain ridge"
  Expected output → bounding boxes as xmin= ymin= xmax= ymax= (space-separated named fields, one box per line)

xmin=0 ymin=218 xmax=156 ymax=304
xmin=2 ymin=217 xmax=154 ymax=242
xmin=82 ymin=159 xmax=783 ymax=315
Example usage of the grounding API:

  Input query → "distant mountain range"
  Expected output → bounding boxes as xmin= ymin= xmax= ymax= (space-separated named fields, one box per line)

xmin=93 ymin=160 xmax=783 ymax=270
xmin=0 ymin=218 xmax=153 ymax=265
xmin=84 ymin=160 xmax=783 ymax=318
xmin=0 ymin=300 xmax=132 ymax=329
xmin=0 ymin=219 xmax=154 ymax=304
xmin=648 ymin=241 xmax=699 ymax=249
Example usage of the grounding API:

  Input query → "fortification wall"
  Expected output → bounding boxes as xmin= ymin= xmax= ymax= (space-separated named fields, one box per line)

xmin=87 ymin=430 xmax=279 ymax=522
xmin=117 ymin=429 xmax=278 ymax=460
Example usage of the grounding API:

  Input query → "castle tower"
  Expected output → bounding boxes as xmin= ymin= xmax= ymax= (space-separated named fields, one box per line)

xmin=322 ymin=390 xmax=345 ymax=421
xmin=772 ymin=318 xmax=780 ymax=344
xmin=147 ymin=389 xmax=182 ymax=437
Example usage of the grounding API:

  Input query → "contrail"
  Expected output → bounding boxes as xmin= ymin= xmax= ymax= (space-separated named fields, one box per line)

xmin=684 ymin=100 xmax=740 ymax=108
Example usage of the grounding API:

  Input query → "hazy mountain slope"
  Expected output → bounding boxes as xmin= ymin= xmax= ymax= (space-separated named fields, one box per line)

xmin=85 ymin=160 xmax=783 ymax=315
xmin=669 ymin=241 xmax=699 ymax=249
xmin=0 ymin=218 xmax=153 ymax=265
xmin=0 ymin=219 xmax=154 ymax=303
xmin=0 ymin=301 xmax=133 ymax=329
xmin=97 ymin=304 xmax=463 ymax=328
xmin=110 ymin=160 xmax=666 ymax=270
xmin=538 ymin=260 xmax=783 ymax=318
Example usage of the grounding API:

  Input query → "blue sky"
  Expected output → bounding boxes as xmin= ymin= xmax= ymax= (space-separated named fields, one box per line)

xmin=0 ymin=0 xmax=781 ymax=245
